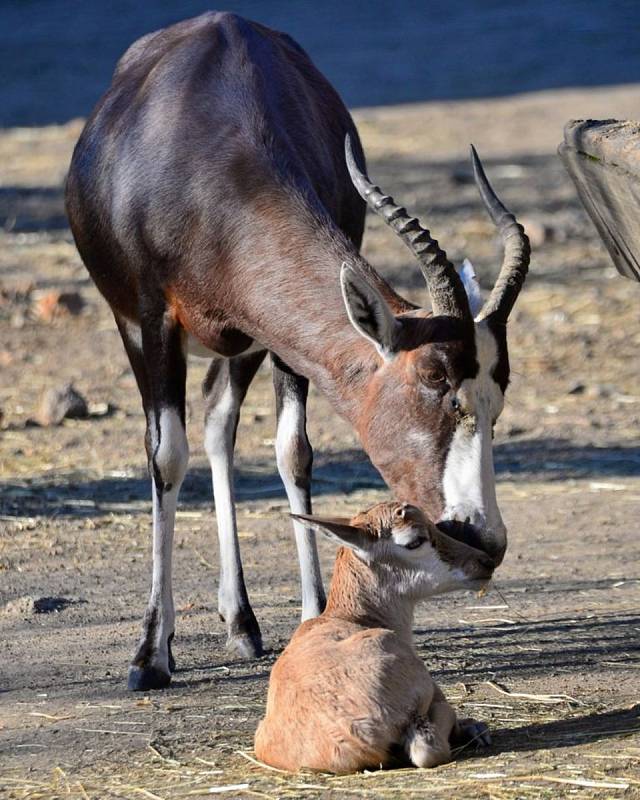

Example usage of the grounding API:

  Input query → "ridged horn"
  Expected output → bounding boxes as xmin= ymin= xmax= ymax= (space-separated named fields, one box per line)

xmin=470 ymin=145 xmax=530 ymax=323
xmin=345 ymin=134 xmax=471 ymax=320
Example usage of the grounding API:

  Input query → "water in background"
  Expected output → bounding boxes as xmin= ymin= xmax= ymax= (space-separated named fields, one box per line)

xmin=2 ymin=0 xmax=640 ymax=127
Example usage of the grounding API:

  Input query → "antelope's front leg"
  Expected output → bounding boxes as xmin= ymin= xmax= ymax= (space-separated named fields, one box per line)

xmin=123 ymin=312 xmax=189 ymax=691
xmin=404 ymin=685 xmax=458 ymax=768
xmin=204 ymin=352 xmax=266 ymax=658
xmin=272 ymin=355 xmax=325 ymax=620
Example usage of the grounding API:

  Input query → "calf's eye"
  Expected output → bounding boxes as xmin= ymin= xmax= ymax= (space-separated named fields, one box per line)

xmin=406 ymin=536 xmax=427 ymax=550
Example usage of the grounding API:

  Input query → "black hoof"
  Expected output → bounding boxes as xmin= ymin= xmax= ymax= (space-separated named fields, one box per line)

xmin=223 ymin=608 xmax=263 ymax=659
xmin=226 ymin=631 xmax=263 ymax=659
xmin=127 ymin=664 xmax=171 ymax=691
xmin=452 ymin=718 xmax=492 ymax=749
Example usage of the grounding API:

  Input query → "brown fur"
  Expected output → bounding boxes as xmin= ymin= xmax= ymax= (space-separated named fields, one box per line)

xmin=63 ymin=12 xmax=524 ymax=686
xmin=65 ymin=12 xmax=509 ymax=555
xmin=255 ymin=502 xmax=491 ymax=773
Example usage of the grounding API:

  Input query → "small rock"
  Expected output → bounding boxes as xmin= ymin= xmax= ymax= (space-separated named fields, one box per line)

xmin=567 ymin=381 xmax=586 ymax=395
xmin=37 ymin=383 xmax=89 ymax=426
xmin=88 ymin=401 xmax=113 ymax=418
xmin=505 ymin=424 xmax=526 ymax=437
xmin=10 ymin=309 xmax=26 ymax=328
xmin=0 ymin=281 xmax=34 ymax=308
xmin=32 ymin=290 xmax=85 ymax=322
xmin=2 ymin=595 xmax=81 ymax=616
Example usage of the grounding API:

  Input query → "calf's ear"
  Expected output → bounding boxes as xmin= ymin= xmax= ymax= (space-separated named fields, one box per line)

xmin=291 ymin=512 xmax=374 ymax=555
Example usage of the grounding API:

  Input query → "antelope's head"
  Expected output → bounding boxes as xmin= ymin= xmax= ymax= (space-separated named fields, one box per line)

xmin=343 ymin=138 xmax=530 ymax=565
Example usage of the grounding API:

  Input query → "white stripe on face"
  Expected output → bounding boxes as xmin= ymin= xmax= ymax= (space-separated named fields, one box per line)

xmin=441 ymin=322 xmax=506 ymax=550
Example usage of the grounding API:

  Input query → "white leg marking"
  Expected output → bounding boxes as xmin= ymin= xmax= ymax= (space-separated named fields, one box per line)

xmin=120 ymin=317 xmax=143 ymax=350
xmin=147 ymin=408 xmax=188 ymax=668
xmin=275 ymin=398 xmax=324 ymax=620
xmin=204 ymin=380 xmax=247 ymax=624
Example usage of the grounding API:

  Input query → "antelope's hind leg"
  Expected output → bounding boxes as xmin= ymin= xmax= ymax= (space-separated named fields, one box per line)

xmin=116 ymin=312 xmax=189 ymax=691
xmin=272 ymin=355 xmax=325 ymax=620
xmin=203 ymin=351 xmax=267 ymax=658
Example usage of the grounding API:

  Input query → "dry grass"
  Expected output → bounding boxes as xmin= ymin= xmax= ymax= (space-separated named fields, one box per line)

xmin=3 ymin=87 xmax=640 ymax=800
xmin=2 ymin=689 xmax=639 ymax=800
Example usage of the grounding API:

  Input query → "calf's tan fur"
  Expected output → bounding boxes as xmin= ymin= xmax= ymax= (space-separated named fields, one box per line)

xmin=255 ymin=502 xmax=493 ymax=773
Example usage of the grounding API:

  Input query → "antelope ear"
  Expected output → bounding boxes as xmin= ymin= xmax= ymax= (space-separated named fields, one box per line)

xmin=340 ymin=264 xmax=400 ymax=360
xmin=291 ymin=512 xmax=375 ymax=554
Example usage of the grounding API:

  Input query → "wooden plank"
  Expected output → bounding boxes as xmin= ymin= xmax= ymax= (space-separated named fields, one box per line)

xmin=559 ymin=119 xmax=640 ymax=281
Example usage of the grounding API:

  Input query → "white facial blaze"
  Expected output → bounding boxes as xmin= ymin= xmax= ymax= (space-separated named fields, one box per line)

xmin=442 ymin=323 xmax=506 ymax=549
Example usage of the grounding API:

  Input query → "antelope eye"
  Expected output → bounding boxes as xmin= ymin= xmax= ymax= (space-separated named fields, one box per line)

xmin=394 ymin=505 xmax=405 ymax=519
xmin=422 ymin=367 xmax=447 ymax=386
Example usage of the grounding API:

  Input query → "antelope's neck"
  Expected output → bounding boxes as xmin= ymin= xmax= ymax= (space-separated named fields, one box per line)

xmin=324 ymin=548 xmax=416 ymax=645
xmin=235 ymin=193 xmax=407 ymax=422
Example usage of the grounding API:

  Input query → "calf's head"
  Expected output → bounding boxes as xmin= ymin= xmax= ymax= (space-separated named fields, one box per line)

xmin=295 ymin=501 xmax=494 ymax=597
xmin=343 ymin=140 xmax=530 ymax=565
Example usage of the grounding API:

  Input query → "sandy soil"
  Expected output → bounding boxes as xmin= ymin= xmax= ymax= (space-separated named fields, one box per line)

xmin=1 ymin=84 xmax=640 ymax=799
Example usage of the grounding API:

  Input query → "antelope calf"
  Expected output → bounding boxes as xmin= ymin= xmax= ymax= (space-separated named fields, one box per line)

xmin=255 ymin=502 xmax=492 ymax=774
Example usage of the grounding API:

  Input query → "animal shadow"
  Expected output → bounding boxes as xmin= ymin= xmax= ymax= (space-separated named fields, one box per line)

xmin=471 ymin=703 xmax=640 ymax=759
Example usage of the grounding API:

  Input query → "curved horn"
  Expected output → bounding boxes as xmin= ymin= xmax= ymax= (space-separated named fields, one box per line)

xmin=470 ymin=145 xmax=530 ymax=323
xmin=345 ymin=135 xmax=471 ymax=320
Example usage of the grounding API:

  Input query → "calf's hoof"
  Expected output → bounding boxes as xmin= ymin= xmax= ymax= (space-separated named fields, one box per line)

xmin=453 ymin=718 xmax=492 ymax=748
xmin=127 ymin=664 xmax=172 ymax=691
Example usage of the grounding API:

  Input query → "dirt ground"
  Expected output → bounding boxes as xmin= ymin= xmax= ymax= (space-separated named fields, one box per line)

xmin=1 ymin=84 xmax=640 ymax=799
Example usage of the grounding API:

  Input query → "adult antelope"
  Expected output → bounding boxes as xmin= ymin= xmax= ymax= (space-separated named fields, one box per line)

xmin=65 ymin=12 xmax=529 ymax=691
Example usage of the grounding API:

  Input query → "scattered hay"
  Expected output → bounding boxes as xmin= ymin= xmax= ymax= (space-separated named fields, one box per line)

xmin=2 ymin=697 xmax=639 ymax=800
xmin=484 ymin=681 xmax=584 ymax=706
